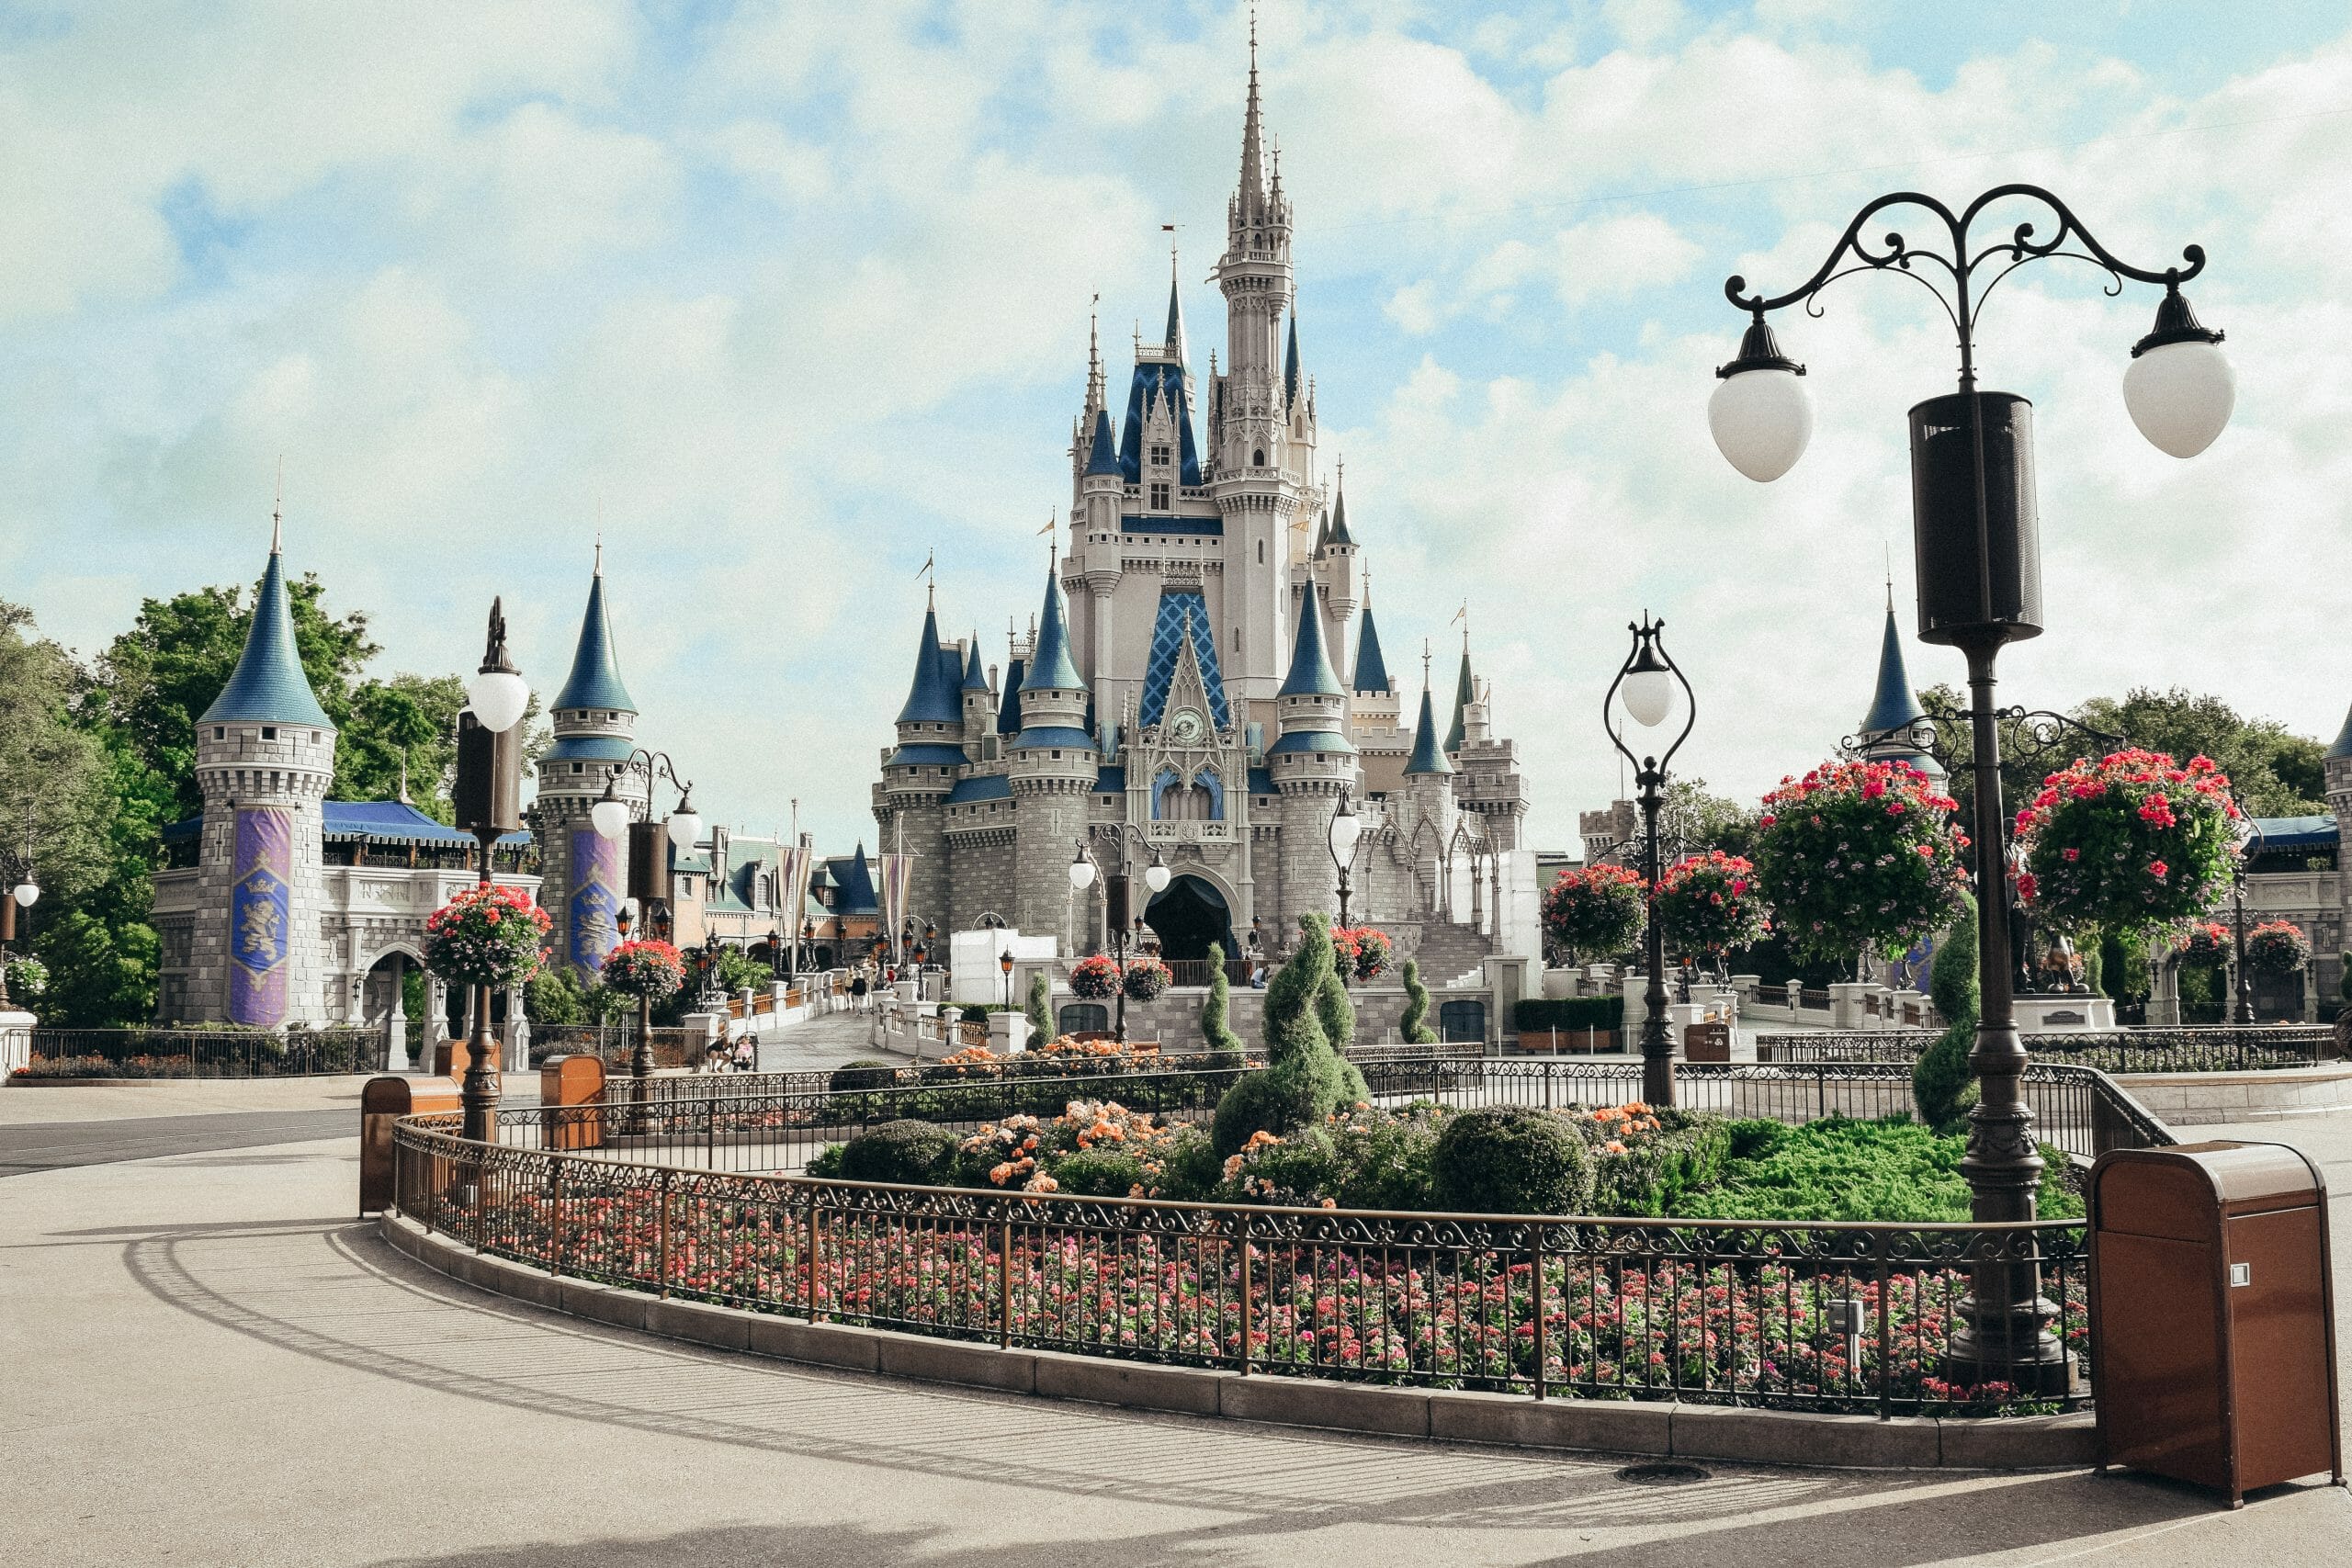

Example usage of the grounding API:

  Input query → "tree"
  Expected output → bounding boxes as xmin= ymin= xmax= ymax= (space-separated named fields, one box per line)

xmin=1212 ymin=915 xmax=1367 ymax=1156
xmin=1913 ymin=895 xmax=1979 ymax=1134
xmin=1024 ymin=970 xmax=1054 ymax=1043
xmin=1199 ymin=942 xmax=1242 ymax=1055
xmin=339 ymin=673 xmax=469 ymax=823
xmin=1659 ymin=777 xmax=1758 ymax=858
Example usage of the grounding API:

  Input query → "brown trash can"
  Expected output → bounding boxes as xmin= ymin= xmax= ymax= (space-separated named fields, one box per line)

xmin=359 ymin=1076 xmax=460 ymax=1217
xmin=1681 ymin=1019 xmax=1731 ymax=1063
xmin=540 ymin=1054 xmax=606 ymax=1151
xmin=2087 ymin=1141 xmax=2343 ymax=1506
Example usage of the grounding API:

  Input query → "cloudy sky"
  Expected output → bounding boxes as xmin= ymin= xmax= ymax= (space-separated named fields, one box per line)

xmin=5 ymin=0 xmax=2349 ymax=855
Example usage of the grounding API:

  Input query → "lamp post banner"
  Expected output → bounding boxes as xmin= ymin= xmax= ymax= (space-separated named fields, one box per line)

xmin=779 ymin=844 xmax=811 ymax=935
xmin=878 ymin=852 xmax=913 ymax=959
xmin=228 ymin=806 xmax=293 ymax=1026
xmin=569 ymin=826 xmax=623 ymax=975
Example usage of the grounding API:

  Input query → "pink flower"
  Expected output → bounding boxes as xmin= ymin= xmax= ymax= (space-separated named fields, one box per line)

xmin=2062 ymin=848 xmax=2079 ymax=863
xmin=2148 ymin=860 xmax=2168 ymax=878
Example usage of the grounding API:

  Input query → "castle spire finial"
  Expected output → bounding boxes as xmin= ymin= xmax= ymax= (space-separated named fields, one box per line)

xmin=1238 ymin=4 xmax=1266 ymax=212
xmin=270 ymin=456 xmax=283 ymax=554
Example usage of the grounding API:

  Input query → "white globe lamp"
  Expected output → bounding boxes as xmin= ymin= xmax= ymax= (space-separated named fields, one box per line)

xmin=1709 ymin=318 xmax=1813 ymax=483
xmin=2122 ymin=288 xmax=2233 ymax=459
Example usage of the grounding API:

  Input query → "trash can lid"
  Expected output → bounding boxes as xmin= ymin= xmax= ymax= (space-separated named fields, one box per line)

xmin=2095 ymin=1140 xmax=2324 ymax=1219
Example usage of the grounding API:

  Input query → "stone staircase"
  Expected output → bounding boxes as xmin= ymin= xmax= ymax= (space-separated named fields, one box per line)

xmin=1409 ymin=919 xmax=1496 ymax=989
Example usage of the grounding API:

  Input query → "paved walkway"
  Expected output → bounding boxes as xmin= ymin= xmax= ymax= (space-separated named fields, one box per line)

xmin=3 ymin=1107 xmax=2347 ymax=1563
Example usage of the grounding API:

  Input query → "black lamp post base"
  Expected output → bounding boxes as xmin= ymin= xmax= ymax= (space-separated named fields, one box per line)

xmin=1941 ymin=1303 xmax=2077 ymax=1398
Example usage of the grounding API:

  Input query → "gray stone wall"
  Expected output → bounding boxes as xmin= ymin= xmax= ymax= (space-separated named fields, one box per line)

xmin=945 ymin=829 xmax=1017 ymax=931
xmin=187 ymin=720 xmax=334 ymax=1024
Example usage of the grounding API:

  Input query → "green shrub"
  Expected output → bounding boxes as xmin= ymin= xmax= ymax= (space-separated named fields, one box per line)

xmin=1223 ymin=1126 xmax=1343 ymax=1205
xmin=805 ymin=1143 xmax=845 ymax=1178
xmin=1317 ymin=957 xmax=1356 ymax=1051
xmin=1151 ymin=1124 xmax=1225 ymax=1201
xmin=1328 ymin=1101 xmax=1446 ymax=1211
xmin=1511 ymin=997 xmax=1627 ymax=1032
xmin=1214 ymin=915 xmax=1361 ymax=1156
xmin=1662 ymin=1116 xmax=2085 ymax=1224
xmin=525 ymin=965 xmax=587 ymax=1026
xmin=836 ymin=1119 xmax=960 ymax=1185
xmin=1915 ymin=897 xmax=1979 ymax=1134
xmin=1024 ymin=971 xmax=1054 ymax=1043
xmin=1584 ymin=1110 xmax=1732 ymax=1217
xmin=827 ymin=1058 xmax=899 ymax=1093
xmin=1398 ymin=959 xmax=1436 ymax=1044
xmin=1051 ymin=1146 xmax=1151 ymax=1198
xmin=1431 ymin=1104 xmax=1595 ymax=1215
xmin=1200 ymin=942 xmax=1244 ymax=1057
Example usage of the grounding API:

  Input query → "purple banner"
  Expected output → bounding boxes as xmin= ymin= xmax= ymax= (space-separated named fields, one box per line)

xmin=569 ymin=827 xmax=623 ymax=974
xmin=228 ymin=807 xmax=293 ymax=1026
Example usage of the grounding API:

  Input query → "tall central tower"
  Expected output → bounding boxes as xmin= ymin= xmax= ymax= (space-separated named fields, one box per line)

xmin=1212 ymin=21 xmax=1314 ymax=703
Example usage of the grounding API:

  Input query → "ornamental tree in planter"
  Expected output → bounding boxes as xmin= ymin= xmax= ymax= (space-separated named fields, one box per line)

xmin=1068 ymin=954 xmax=1122 ymax=1001
xmin=1211 ymin=914 xmax=1368 ymax=1156
xmin=1122 ymin=954 xmax=1172 ymax=1002
xmin=1652 ymin=851 xmax=1770 ymax=967
xmin=2014 ymin=750 xmax=2235 ymax=937
xmin=2244 ymin=919 xmax=2310 ymax=975
xmin=1752 ymin=759 xmax=1969 ymax=963
xmin=1542 ymin=864 xmax=1646 ymax=964
xmin=424 ymin=884 xmax=552 ymax=993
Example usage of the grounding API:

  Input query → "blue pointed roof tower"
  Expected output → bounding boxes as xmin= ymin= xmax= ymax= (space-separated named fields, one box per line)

xmin=961 ymin=636 xmax=988 ymax=693
xmin=553 ymin=543 xmax=637 ymax=714
xmin=2327 ymin=702 xmax=2352 ymax=761
xmin=1444 ymin=637 xmax=1475 ymax=754
xmin=896 ymin=596 xmax=963 ymax=725
xmin=1406 ymin=679 xmax=1453 ymax=776
xmin=1352 ymin=584 xmax=1391 ymax=695
xmin=1855 ymin=591 xmax=1941 ymax=778
xmin=1283 ymin=310 xmax=1301 ymax=407
xmin=1278 ymin=590 xmax=1344 ymax=698
xmin=1021 ymin=567 xmax=1084 ymax=693
xmin=1082 ymin=407 xmax=1120 ymax=477
xmin=203 ymin=513 xmax=334 ymax=728
xmin=1327 ymin=479 xmax=1354 ymax=547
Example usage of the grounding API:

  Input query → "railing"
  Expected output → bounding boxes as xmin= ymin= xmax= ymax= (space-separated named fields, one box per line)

xmin=527 ymin=1025 xmax=701 ymax=1070
xmin=1160 ymin=958 xmax=1258 ymax=989
xmin=17 ymin=1026 xmax=387 ymax=1079
xmin=1758 ymin=1026 xmax=2332 ymax=1076
xmin=394 ymin=1111 xmax=2098 ymax=1417
xmin=1799 ymin=987 xmax=1832 ymax=1010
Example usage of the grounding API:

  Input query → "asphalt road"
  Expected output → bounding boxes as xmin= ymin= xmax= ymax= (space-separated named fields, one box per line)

xmin=0 ymin=1108 xmax=364 ymax=1176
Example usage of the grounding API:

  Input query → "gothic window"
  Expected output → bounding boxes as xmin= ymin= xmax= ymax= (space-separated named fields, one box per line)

xmin=1148 ymin=481 xmax=1170 ymax=510
xmin=1252 ymin=449 xmax=1265 ymax=468
xmin=1257 ymin=541 xmax=1264 ymax=563
xmin=1149 ymin=444 xmax=1170 ymax=468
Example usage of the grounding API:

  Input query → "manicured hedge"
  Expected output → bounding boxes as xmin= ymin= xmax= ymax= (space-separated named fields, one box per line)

xmin=1512 ymin=997 xmax=1625 ymax=1032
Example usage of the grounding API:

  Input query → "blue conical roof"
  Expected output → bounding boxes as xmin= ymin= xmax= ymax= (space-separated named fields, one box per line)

xmin=1021 ymin=569 xmax=1084 ymax=693
xmin=961 ymin=637 xmax=988 ymax=693
xmin=553 ymin=565 xmax=636 ymax=713
xmin=1083 ymin=407 xmax=1120 ymax=477
xmin=203 ymin=543 xmax=334 ymax=728
xmin=1352 ymin=597 xmax=1391 ymax=695
xmin=896 ymin=604 xmax=963 ymax=724
xmin=1283 ymin=311 xmax=1301 ymax=406
xmin=1279 ymin=592 xmax=1344 ymax=698
xmin=1406 ymin=682 xmax=1453 ymax=776
xmin=831 ymin=843 xmax=878 ymax=916
xmin=1165 ymin=268 xmax=1186 ymax=363
xmin=2329 ymin=702 xmax=2352 ymax=761
xmin=1327 ymin=483 xmax=1353 ymax=547
xmin=1859 ymin=604 xmax=1928 ymax=736
xmin=996 ymin=655 xmax=1025 ymax=734
xmin=1445 ymin=646 xmax=1474 ymax=753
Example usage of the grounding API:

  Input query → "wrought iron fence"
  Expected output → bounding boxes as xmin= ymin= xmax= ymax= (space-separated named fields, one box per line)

xmin=393 ymin=1114 xmax=2095 ymax=1418
xmin=18 ymin=1026 xmax=387 ymax=1079
xmin=1160 ymin=958 xmax=1258 ymax=988
xmin=1757 ymin=1026 xmax=2331 ymax=1076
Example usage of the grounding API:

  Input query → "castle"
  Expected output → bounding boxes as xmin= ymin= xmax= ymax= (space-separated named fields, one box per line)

xmin=870 ymin=39 xmax=1533 ymax=970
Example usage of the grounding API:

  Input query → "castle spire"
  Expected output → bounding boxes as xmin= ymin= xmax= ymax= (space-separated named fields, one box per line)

xmin=1238 ymin=7 xmax=1265 ymax=219
xmin=1021 ymin=558 xmax=1084 ymax=693
xmin=1164 ymin=245 xmax=1187 ymax=365
xmin=553 ymin=548 xmax=637 ymax=714
xmin=1278 ymin=586 xmax=1342 ymax=697
xmin=894 ymin=600 xmax=961 ymax=725
xmin=1283 ymin=308 xmax=1301 ymax=407
xmin=1406 ymin=660 xmax=1453 ymax=777
xmin=1327 ymin=462 xmax=1354 ymax=546
xmin=202 ymin=513 xmax=333 ymax=728
xmin=1351 ymin=570 xmax=1389 ymax=694
xmin=1445 ymin=625 xmax=1475 ymax=755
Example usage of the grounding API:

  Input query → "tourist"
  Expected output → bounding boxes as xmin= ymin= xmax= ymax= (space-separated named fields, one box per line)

xmin=851 ymin=968 xmax=869 ymax=1011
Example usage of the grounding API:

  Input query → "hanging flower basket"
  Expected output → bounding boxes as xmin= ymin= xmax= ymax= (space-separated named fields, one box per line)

xmin=1122 ymin=955 xmax=1172 ymax=1002
xmin=1542 ymin=864 xmax=1646 ymax=964
xmin=2244 ymin=920 xmax=2310 ymax=975
xmin=1652 ymin=851 xmax=1770 ymax=960
xmin=423 ymin=884 xmax=551 ymax=991
xmin=1331 ymin=925 xmax=1392 ymax=982
xmin=1752 ymin=758 xmax=1970 ymax=962
xmin=601 ymin=939 xmax=686 ymax=1000
xmin=2177 ymin=921 xmax=2230 ymax=966
xmin=4 ymin=954 xmax=48 ymax=1001
xmin=2015 ymin=750 xmax=2235 ymax=936
xmin=1069 ymin=954 xmax=1122 ymax=1000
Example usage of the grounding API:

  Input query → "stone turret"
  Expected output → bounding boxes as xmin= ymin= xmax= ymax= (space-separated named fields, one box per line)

xmin=530 ymin=545 xmax=648 ymax=977
xmin=876 ymin=594 xmax=962 ymax=938
xmin=1267 ymin=588 xmax=1359 ymax=927
xmin=1853 ymin=595 xmax=1943 ymax=781
xmin=1402 ymin=670 xmax=1457 ymax=898
xmin=1009 ymin=564 xmax=1094 ymax=946
xmin=190 ymin=520 xmax=336 ymax=1026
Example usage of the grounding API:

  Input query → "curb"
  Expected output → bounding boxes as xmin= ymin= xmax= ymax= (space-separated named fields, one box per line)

xmin=6 ymin=1075 xmax=174 ymax=1088
xmin=379 ymin=1213 xmax=2097 ymax=1472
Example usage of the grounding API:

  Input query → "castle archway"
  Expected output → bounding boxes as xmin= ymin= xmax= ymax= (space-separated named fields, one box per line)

xmin=1143 ymin=874 xmax=1237 ymax=964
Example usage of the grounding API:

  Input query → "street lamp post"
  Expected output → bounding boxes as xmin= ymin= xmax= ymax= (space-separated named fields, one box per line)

xmin=1328 ymin=791 xmax=1363 ymax=928
xmin=451 ymin=599 xmax=529 ymax=1145
xmin=588 ymin=747 xmax=701 ymax=1101
xmin=1711 ymin=185 xmax=2233 ymax=1393
xmin=0 ymin=852 xmax=37 ymax=1012
xmin=1602 ymin=615 xmax=1695 ymax=1110
xmin=1069 ymin=830 xmax=1170 ymax=1042
xmin=2229 ymin=808 xmax=2265 ymax=1026
xmin=999 ymin=945 xmax=1014 ymax=1010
